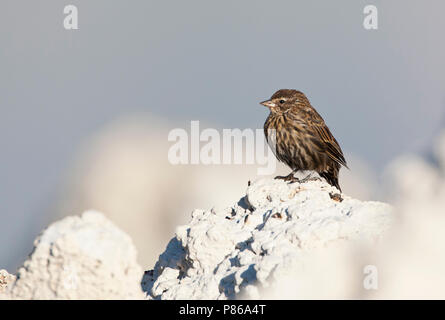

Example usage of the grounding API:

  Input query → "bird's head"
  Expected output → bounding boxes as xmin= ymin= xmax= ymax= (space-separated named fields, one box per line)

xmin=260 ymin=89 xmax=308 ymax=114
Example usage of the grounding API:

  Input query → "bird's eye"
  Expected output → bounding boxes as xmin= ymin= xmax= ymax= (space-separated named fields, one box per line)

xmin=279 ymin=100 xmax=285 ymax=104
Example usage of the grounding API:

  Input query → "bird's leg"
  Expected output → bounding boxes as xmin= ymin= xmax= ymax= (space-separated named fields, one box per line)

xmin=299 ymin=173 xmax=322 ymax=183
xmin=275 ymin=171 xmax=322 ymax=184
xmin=274 ymin=171 xmax=299 ymax=183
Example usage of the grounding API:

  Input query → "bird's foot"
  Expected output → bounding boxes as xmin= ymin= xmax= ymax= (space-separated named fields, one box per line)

xmin=274 ymin=172 xmax=299 ymax=183
xmin=275 ymin=173 xmax=322 ymax=184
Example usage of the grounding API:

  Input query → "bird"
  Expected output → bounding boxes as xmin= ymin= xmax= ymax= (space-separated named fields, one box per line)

xmin=260 ymin=89 xmax=347 ymax=192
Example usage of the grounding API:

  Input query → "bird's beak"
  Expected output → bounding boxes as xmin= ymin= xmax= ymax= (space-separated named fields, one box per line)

xmin=260 ymin=100 xmax=276 ymax=108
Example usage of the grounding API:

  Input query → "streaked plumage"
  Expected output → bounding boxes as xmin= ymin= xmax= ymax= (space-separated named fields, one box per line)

xmin=260 ymin=89 xmax=347 ymax=191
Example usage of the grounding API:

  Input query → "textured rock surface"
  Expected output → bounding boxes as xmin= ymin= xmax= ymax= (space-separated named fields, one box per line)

xmin=143 ymin=175 xmax=393 ymax=299
xmin=0 ymin=269 xmax=15 ymax=297
xmin=4 ymin=211 xmax=145 ymax=300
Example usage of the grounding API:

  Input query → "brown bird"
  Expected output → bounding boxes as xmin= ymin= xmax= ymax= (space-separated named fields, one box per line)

xmin=261 ymin=89 xmax=347 ymax=192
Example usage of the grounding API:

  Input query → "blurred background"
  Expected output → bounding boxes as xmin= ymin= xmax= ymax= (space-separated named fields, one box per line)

xmin=1 ymin=0 xmax=445 ymax=283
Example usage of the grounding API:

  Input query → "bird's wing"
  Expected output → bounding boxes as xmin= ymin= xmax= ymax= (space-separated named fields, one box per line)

xmin=308 ymin=119 xmax=348 ymax=168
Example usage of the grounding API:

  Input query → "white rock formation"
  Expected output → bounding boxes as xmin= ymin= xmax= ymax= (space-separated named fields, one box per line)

xmin=0 ymin=270 xmax=15 ymax=297
xmin=143 ymin=174 xmax=393 ymax=299
xmin=3 ymin=211 xmax=145 ymax=300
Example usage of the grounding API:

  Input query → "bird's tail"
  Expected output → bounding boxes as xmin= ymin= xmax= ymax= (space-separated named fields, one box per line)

xmin=319 ymin=171 xmax=341 ymax=193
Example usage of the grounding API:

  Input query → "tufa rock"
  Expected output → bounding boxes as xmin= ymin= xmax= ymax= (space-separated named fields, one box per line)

xmin=143 ymin=176 xmax=393 ymax=299
xmin=5 ymin=211 xmax=145 ymax=300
